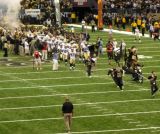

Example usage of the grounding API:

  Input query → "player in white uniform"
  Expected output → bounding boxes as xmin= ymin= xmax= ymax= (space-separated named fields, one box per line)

xmin=112 ymin=38 xmax=118 ymax=50
xmin=69 ymin=48 xmax=76 ymax=70
xmin=108 ymin=26 xmax=113 ymax=40
xmin=62 ymin=45 xmax=69 ymax=65
xmin=135 ymin=27 xmax=141 ymax=43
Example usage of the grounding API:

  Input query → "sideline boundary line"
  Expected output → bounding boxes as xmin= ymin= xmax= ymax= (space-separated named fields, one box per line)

xmin=65 ymin=24 xmax=150 ymax=38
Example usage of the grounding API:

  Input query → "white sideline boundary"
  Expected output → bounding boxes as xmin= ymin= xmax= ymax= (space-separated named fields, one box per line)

xmin=56 ymin=127 xmax=160 ymax=134
xmin=0 ymin=110 xmax=160 ymax=123
xmin=65 ymin=24 xmax=150 ymax=38
xmin=0 ymin=98 xmax=160 ymax=111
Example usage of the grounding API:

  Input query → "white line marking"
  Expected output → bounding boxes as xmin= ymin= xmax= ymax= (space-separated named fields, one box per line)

xmin=0 ymin=89 xmax=149 ymax=100
xmin=0 ymin=97 xmax=160 ymax=111
xmin=151 ymin=130 xmax=160 ymax=133
xmin=1 ymin=57 xmax=160 ymax=69
xmin=122 ymin=119 xmax=134 ymax=121
xmin=56 ymin=127 xmax=160 ymax=134
xmin=0 ymin=82 xmax=114 ymax=90
xmin=0 ymin=65 xmax=159 ymax=75
xmin=0 ymin=75 xmax=108 ymax=83
xmin=136 ymin=124 xmax=148 ymax=127
xmin=97 ymin=109 xmax=109 ymax=112
xmin=139 ymin=51 xmax=160 ymax=53
xmin=0 ymin=110 xmax=160 ymax=123
xmin=129 ymin=121 xmax=141 ymax=124
xmin=65 ymin=24 xmax=150 ymax=38
xmin=103 ymin=111 xmax=113 ymax=114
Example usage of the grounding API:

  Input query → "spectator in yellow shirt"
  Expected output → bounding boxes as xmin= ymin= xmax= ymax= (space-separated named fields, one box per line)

xmin=131 ymin=21 xmax=137 ymax=34
xmin=122 ymin=16 xmax=126 ymax=29
xmin=141 ymin=22 xmax=146 ymax=36
xmin=137 ymin=18 xmax=142 ymax=30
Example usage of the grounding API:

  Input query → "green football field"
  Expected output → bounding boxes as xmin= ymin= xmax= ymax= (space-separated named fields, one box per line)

xmin=0 ymin=29 xmax=160 ymax=134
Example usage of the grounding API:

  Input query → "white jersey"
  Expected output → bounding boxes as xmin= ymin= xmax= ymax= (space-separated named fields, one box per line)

xmin=69 ymin=51 xmax=76 ymax=59
xmin=63 ymin=48 xmax=69 ymax=55
xmin=113 ymin=41 xmax=118 ymax=49
xmin=135 ymin=28 xmax=140 ymax=35
xmin=121 ymin=42 xmax=126 ymax=50
xmin=109 ymin=29 xmax=113 ymax=35
xmin=82 ymin=20 xmax=85 ymax=26
xmin=24 ymin=41 xmax=29 ymax=50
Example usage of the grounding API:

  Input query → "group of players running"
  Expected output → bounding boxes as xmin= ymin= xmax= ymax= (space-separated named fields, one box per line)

xmin=32 ymin=26 xmax=158 ymax=97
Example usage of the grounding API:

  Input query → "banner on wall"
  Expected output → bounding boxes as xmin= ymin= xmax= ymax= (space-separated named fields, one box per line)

xmin=72 ymin=0 xmax=89 ymax=7
xmin=25 ymin=9 xmax=41 ymax=17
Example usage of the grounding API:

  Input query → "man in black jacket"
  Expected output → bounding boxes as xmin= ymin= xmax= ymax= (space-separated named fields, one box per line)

xmin=62 ymin=97 xmax=74 ymax=133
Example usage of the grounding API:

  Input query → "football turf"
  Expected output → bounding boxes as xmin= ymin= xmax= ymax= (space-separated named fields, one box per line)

xmin=0 ymin=29 xmax=160 ymax=134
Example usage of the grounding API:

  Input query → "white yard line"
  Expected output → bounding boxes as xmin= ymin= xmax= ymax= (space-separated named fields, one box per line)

xmin=0 ymin=97 xmax=160 ymax=111
xmin=0 ymin=60 xmax=159 ymax=69
xmin=0 ymin=88 xmax=150 ymax=100
xmin=129 ymin=121 xmax=141 ymax=124
xmin=122 ymin=119 xmax=134 ymax=121
xmin=139 ymin=51 xmax=160 ymax=53
xmin=0 ymin=88 xmax=149 ymax=100
xmin=0 ymin=65 xmax=159 ymax=75
xmin=0 ymin=82 xmax=114 ymax=90
xmin=0 ymin=110 xmax=160 ymax=123
xmin=56 ymin=126 xmax=160 ymax=134
xmin=0 ymin=75 xmax=107 ymax=83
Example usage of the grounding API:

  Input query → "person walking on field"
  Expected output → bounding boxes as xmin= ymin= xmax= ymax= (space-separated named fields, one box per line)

xmin=62 ymin=97 xmax=74 ymax=133
xmin=91 ymin=19 xmax=96 ymax=32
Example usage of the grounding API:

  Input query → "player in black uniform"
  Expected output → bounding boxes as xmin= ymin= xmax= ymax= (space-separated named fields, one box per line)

xmin=108 ymin=67 xmax=124 ymax=90
xmin=148 ymin=71 xmax=159 ymax=97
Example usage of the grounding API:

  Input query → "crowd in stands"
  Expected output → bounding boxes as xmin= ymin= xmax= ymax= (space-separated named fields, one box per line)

xmin=103 ymin=0 xmax=160 ymax=14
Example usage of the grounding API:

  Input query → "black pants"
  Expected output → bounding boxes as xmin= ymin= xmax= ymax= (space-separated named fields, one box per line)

xmin=92 ymin=26 xmax=95 ymax=32
xmin=87 ymin=65 xmax=92 ymax=76
xmin=122 ymin=23 xmax=126 ymax=29
xmin=115 ymin=77 xmax=123 ymax=90
xmin=142 ymin=28 xmax=145 ymax=36
xmin=3 ymin=48 xmax=8 ymax=57
xmin=154 ymin=34 xmax=159 ymax=41
xmin=151 ymin=84 xmax=158 ymax=95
